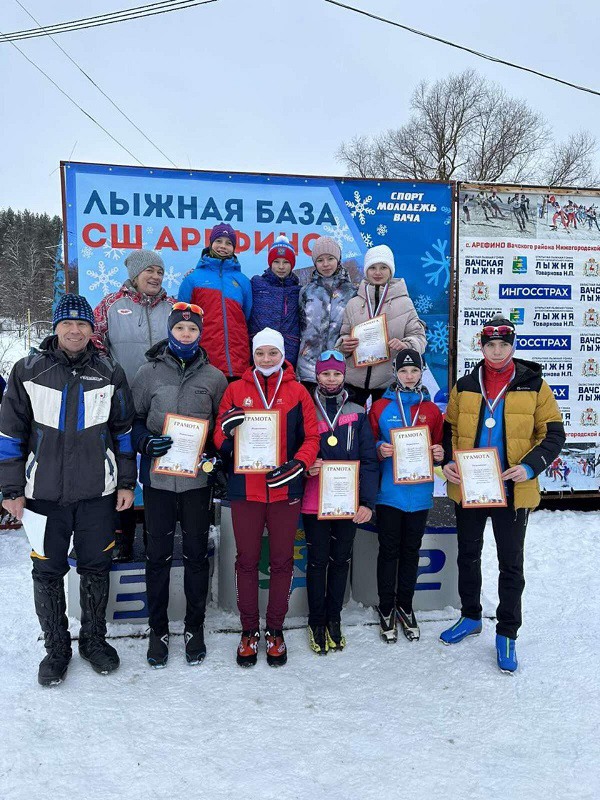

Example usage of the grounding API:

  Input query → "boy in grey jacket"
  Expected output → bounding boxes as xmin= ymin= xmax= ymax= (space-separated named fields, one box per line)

xmin=131 ymin=303 xmax=227 ymax=668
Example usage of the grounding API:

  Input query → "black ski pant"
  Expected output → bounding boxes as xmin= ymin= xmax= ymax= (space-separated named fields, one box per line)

xmin=376 ymin=505 xmax=429 ymax=616
xmin=27 ymin=494 xmax=116 ymax=582
xmin=454 ymin=502 xmax=529 ymax=639
xmin=143 ymin=485 xmax=211 ymax=633
xmin=302 ymin=514 xmax=356 ymax=626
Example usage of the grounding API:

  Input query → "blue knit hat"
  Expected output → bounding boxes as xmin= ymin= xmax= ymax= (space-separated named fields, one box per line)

xmin=53 ymin=294 xmax=95 ymax=331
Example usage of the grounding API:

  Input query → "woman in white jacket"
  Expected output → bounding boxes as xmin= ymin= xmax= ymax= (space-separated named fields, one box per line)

xmin=338 ymin=245 xmax=426 ymax=405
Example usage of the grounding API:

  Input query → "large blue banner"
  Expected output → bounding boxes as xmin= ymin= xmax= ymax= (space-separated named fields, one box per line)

xmin=62 ymin=162 xmax=452 ymax=399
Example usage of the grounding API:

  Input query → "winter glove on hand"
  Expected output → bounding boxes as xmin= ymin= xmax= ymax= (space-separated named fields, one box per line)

xmin=140 ymin=435 xmax=173 ymax=457
xmin=221 ymin=406 xmax=246 ymax=438
xmin=210 ymin=468 xmax=228 ymax=500
xmin=265 ymin=459 xmax=306 ymax=489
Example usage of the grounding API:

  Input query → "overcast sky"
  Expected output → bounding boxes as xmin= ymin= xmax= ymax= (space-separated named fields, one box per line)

xmin=1 ymin=0 xmax=599 ymax=215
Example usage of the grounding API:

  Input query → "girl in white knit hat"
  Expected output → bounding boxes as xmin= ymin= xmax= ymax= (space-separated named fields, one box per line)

xmin=337 ymin=244 xmax=426 ymax=406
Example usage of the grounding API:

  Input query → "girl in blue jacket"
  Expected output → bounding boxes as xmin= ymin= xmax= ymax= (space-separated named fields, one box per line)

xmin=301 ymin=350 xmax=378 ymax=655
xmin=248 ymin=235 xmax=301 ymax=366
xmin=368 ymin=350 xmax=444 ymax=644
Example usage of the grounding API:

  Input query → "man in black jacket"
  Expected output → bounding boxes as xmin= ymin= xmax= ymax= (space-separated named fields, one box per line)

xmin=0 ymin=294 xmax=136 ymax=686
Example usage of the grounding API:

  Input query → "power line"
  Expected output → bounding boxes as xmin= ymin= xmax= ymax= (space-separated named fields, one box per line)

xmin=14 ymin=0 xmax=179 ymax=167
xmin=0 ymin=0 xmax=217 ymax=43
xmin=324 ymin=0 xmax=600 ymax=99
xmin=1 ymin=32 xmax=145 ymax=165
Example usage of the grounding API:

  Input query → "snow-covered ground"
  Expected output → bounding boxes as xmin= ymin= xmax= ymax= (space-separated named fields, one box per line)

xmin=0 ymin=509 xmax=598 ymax=800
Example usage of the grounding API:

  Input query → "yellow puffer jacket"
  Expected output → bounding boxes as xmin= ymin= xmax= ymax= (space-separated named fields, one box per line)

xmin=443 ymin=359 xmax=565 ymax=509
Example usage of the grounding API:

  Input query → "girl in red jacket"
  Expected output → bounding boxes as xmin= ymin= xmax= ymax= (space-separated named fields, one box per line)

xmin=214 ymin=328 xmax=319 ymax=667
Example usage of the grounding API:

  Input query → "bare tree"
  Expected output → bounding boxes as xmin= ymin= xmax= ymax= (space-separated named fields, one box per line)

xmin=541 ymin=131 xmax=599 ymax=187
xmin=337 ymin=69 xmax=597 ymax=186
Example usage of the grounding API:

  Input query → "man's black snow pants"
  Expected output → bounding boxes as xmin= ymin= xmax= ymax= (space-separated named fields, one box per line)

xmin=455 ymin=502 xmax=529 ymax=639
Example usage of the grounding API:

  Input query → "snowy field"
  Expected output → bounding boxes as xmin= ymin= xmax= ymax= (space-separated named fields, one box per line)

xmin=0 ymin=509 xmax=598 ymax=800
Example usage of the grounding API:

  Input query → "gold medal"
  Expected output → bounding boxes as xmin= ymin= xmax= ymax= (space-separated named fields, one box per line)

xmin=327 ymin=435 xmax=338 ymax=446
xmin=202 ymin=460 xmax=214 ymax=473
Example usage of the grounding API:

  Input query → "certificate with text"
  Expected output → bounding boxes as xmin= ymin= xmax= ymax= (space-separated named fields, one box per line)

xmin=318 ymin=460 xmax=359 ymax=520
xmin=152 ymin=414 xmax=208 ymax=479
xmin=234 ymin=410 xmax=280 ymax=474
xmin=352 ymin=315 xmax=389 ymax=368
xmin=455 ymin=448 xmax=507 ymax=508
xmin=391 ymin=426 xmax=433 ymax=484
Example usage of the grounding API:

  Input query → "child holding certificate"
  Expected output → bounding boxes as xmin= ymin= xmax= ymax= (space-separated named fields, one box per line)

xmin=249 ymin=235 xmax=301 ymax=367
xmin=131 ymin=303 xmax=228 ymax=668
xmin=301 ymin=351 xmax=378 ymax=655
xmin=338 ymin=245 xmax=426 ymax=406
xmin=214 ymin=328 xmax=320 ymax=668
xmin=368 ymin=350 xmax=444 ymax=643
xmin=441 ymin=317 xmax=565 ymax=672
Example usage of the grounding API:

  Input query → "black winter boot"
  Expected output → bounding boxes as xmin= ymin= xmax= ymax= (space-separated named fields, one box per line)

xmin=147 ymin=629 xmax=169 ymax=668
xmin=33 ymin=576 xmax=72 ymax=687
xmin=112 ymin=529 xmax=134 ymax=562
xmin=184 ymin=628 xmax=206 ymax=665
xmin=78 ymin=573 xmax=120 ymax=674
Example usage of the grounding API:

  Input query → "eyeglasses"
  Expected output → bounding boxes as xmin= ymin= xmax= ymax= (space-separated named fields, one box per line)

xmin=318 ymin=350 xmax=345 ymax=362
xmin=482 ymin=325 xmax=514 ymax=337
xmin=172 ymin=302 xmax=204 ymax=316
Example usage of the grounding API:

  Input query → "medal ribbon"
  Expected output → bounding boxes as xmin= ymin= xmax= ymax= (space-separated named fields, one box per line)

xmin=396 ymin=389 xmax=423 ymax=428
xmin=314 ymin=389 xmax=348 ymax=435
xmin=365 ymin=283 xmax=389 ymax=319
xmin=478 ymin=366 xmax=514 ymax=420
xmin=253 ymin=368 xmax=284 ymax=410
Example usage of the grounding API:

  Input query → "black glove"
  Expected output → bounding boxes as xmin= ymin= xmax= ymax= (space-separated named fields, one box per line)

xmin=210 ymin=468 xmax=228 ymax=500
xmin=221 ymin=406 xmax=245 ymax=438
xmin=140 ymin=435 xmax=173 ymax=457
xmin=265 ymin=459 xmax=306 ymax=489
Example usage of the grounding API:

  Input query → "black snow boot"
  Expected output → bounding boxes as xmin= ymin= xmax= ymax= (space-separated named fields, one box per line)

xmin=78 ymin=573 xmax=120 ymax=675
xmin=184 ymin=628 xmax=206 ymax=665
xmin=33 ymin=576 xmax=72 ymax=687
xmin=112 ymin=529 xmax=134 ymax=562
xmin=147 ymin=629 xmax=169 ymax=668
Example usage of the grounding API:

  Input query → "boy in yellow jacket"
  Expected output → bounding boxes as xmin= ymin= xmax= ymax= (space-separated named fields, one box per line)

xmin=441 ymin=316 xmax=565 ymax=672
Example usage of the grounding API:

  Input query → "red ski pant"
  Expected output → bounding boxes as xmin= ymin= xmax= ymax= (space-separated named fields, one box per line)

xmin=230 ymin=498 xmax=301 ymax=630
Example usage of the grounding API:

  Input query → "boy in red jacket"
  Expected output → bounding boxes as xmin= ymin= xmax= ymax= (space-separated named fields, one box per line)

xmin=214 ymin=328 xmax=319 ymax=667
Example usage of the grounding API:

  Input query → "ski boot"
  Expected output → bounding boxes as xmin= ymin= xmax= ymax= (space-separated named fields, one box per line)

xmin=33 ymin=576 xmax=72 ymax=687
xmin=147 ymin=629 xmax=169 ymax=668
xmin=237 ymin=630 xmax=260 ymax=667
xmin=396 ymin=606 xmax=420 ymax=641
xmin=308 ymin=624 xmax=328 ymax=655
xmin=265 ymin=628 xmax=287 ymax=667
xmin=78 ymin=573 xmax=120 ymax=674
xmin=496 ymin=635 xmax=518 ymax=673
xmin=439 ymin=617 xmax=482 ymax=645
xmin=185 ymin=628 xmax=206 ymax=665
xmin=326 ymin=621 xmax=346 ymax=651
xmin=376 ymin=606 xmax=398 ymax=643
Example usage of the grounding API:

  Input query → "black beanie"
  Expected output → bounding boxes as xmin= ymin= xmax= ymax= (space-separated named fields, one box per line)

xmin=480 ymin=315 xmax=516 ymax=347
xmin=168 ymin=304 xmax=204 ymax=334
xmin=394 ymin=349 xmax=423 ymax=372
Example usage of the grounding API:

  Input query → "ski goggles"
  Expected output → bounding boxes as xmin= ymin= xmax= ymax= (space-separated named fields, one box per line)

xmin=318 ymin=349 xmax=345 ymax=363
xmin=172 ymin=302 xmax=204 ymax=316
xmin=482 ymin=325 xmax=514 ymax=337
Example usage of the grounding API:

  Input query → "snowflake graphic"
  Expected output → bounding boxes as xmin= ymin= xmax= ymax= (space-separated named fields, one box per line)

xmin=345 ymin=250 xmax=360 ymax=259
xmin=162 ymin=265 xmax=182 ymax=291
xmin=441 ymin=206 xmax=450 ymax=214
xmin=361 ymin=232 xmax=374 ymax=247
xmin=421 ymin=239 xmax=450 ymax=289
xmin=81 ymin=245 xmax=93 ymax=259
xmin=103 ymin=246 xmax=125 ymax=261
xmin=146 ymin=226 xmax=154 ymax=234
xmin=87 ymin=261 xmax=121 ymax=296
xmin=321 ymin=216 xmax=355 ymax=251
xmin=376 ymin=224 xmax=388 ymax=237
xmin=345 ymin=190 xmax=376 ymax=225
xmin=415 ymin=294 xmax=433 ymax=315
xmin=441 ymin=206 xmax=452 ymax=226
xmin=427 ymin=321 xmax=449 ymax=355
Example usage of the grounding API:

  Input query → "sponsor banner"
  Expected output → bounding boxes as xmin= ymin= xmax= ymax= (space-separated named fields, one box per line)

xmin=62 ymin=162 xmax=452 ymax=399
xmin=457 ymin=184 xmax=600 ymax=492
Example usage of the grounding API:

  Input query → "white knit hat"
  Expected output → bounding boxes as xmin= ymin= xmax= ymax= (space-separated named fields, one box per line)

xmin=252 ymin=327 xmax=285 ymax=357
xmin=363 ymin=244 xmax=395 ymax=277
